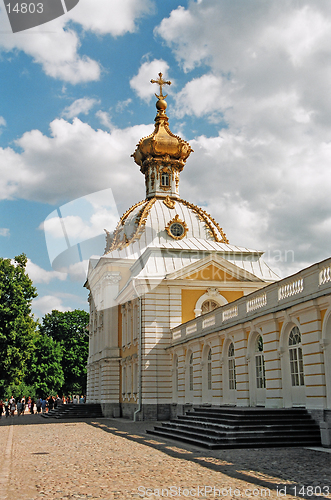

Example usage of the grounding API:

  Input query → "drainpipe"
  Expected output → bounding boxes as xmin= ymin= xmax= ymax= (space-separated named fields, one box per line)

xmin=134 ymin=294 xmax=142 ymax=421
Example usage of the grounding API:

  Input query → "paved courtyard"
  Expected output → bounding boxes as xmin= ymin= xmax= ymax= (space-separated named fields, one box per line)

xmin=0 ymin=414 xmax=330 ymax=500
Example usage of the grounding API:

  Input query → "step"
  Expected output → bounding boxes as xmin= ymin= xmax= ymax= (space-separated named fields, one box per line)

xmin=147 ymin=407 xmax=322 ymax=449
xmin=146 ymin=428 xmax=320 ymax=450
xmin=40 ymin=403 xmax=103 ymax=419
xmin=178 ymin=415 xmax=314 ymax=427
xmin=163 ymin=421 xmax=320 ymax=435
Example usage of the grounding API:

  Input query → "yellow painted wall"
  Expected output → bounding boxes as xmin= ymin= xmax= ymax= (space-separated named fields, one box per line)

xmin=182 ymin=289 xmax=206 ymax=323
xmin=181 ymin=289 xmax=244 ymax=324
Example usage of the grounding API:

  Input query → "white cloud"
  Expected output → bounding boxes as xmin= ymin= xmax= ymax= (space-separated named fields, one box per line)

xmin=62 ymin=98 xmax=100 ymax=119
xmin=32 ymin=295 xmax=73 ymax=316
xmin=0 ymin=227 xmax=9 ymax=236
xmin=153 ymin=1 xmax=331 ymax=275
xmin=116 ymin=98 xmax=132 ymax=113
xmin=0 ymin=14 xmax=100 ymax=84
xmin=0 ymin=118 xmax=151 ymax=207
xmin=95 ymin=110 xmax=113 ymax=130
xmin=0 ymin=0 xmax=154 ymax=84
xmin=173 ymin=74 xmax=230 ymax=120
xmin=26 ymin=259 xmax=67 ymax=284
xmin=67 ymin=0 xmax=154 ymax=36
xmin=130 ymin=59 xmax=171 ymax=102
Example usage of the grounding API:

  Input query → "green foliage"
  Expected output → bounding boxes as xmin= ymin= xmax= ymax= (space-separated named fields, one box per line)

xmin=4 ymin=381 xmax=37 ymax=400
xmin=0 ymin=254 xmax=89 ymax=398
xmin=0 ymin=254 xmax=38 ymax=388
xmin=25 ymin=332 xmax=64 ymax=397
xmin=39 ymin=309 xmax=89 ymax=395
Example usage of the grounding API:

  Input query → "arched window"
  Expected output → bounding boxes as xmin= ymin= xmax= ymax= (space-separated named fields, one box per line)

xmin=289 ymin=326 xmax=304 ymax=386
xmin=201 ymin=300 xmax=219 ymax=315
xmin=255 ymin=335 xmax=266 ymax=389
xmin=161 ymin=171 xmax=170 ymax=187
xmin=189 ymin=353 xmax=194 ymax=391
xmin=207 ymin=348 xmax=212 ymax=391
xmin=228 ymin=342 xmax=236 ymax=390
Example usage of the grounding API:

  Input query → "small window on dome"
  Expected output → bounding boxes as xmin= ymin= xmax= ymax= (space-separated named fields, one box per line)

xmin=170 ymin=222 xmax=184 ymax=238
xmin=161 ymin=172 xmax=170 ymax=187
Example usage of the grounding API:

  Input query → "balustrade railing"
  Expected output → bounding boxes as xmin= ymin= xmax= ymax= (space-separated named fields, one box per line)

xmin=171 ymin=258 xmax=331 ymax=342
xmin=320 ymin=265 xmax=331 ymax=285
xmin=246 ymin=293 xmax=267 ymax=312
xmin=278 ymin=278 xmax=303 ymax=300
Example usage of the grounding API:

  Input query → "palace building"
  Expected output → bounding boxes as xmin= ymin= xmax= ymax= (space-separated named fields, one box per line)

xmin=85 ymin=74 xmax=331 ymax=436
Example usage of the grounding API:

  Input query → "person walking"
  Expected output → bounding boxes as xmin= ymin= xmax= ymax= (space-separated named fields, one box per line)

xmin=48 ymin=396 xmax=54 ymax=412
xmin=0 ymin=400 xmax=3 ymax=419
xmin=4 ymin=399 xmax=9 ymax=418
xmin=21 ymin=397 xmax=25 ymax=416
xmin=36 ymin=398 xmax=41 ymax=413
xmin=41 ymin=398 xmax=47 ymax=414
xmin=10 ymin=398 xmax=16 ymax=417
xmin=17 ymin=399 xmax=22 ymax=416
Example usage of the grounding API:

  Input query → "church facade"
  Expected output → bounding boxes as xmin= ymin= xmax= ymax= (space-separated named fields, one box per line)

xmin=85 ymin=74 xmax=331 ymax=431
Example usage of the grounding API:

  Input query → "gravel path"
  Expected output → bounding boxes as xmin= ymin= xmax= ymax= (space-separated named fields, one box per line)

xmin=0 ymin=414 xmax=330 ymax=500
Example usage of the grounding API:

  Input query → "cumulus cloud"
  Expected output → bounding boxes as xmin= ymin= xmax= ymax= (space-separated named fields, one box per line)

xmin=62 ymin=98 xmax=100 ymax=119
xmin=25 ymin=259 xmax=67 ymax=284
xmin=32 ymin=295 xmax=73 ymax=316
xmin=130 ymin=59 xmax=171 ymax=102
xmin=0 ymin=13 xmax=100 ymax=84
xmin=154 ymin=0 xmax=331 ymax=275
xmin=0 ymin=118 xmax=150 ymax=208
xmin=67 ymin=0 xmax=154 ymax=36
xmin=0 ymin=0 xmax=154 ymax=84
xmin=96 ymin=110 xmax=113 ymax=130
xmin=0 ymin=227 xmax=9 ymax=236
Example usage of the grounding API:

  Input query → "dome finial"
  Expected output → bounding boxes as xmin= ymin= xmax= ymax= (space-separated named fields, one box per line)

xmin=150 ymin=72 xmax=171 ymax=100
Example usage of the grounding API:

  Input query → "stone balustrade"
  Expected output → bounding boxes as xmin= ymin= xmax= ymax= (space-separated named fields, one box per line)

xmin=171 ymin=256 xmax=331 ymax=343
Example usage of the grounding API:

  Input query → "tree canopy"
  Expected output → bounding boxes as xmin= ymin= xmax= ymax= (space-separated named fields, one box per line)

xmin=0 ymin=253 xmax=89 ymax=397
xmin=0 ymin=254 xmax=38 ymax=387
xmin=39 ymin=309 xmax=89 ymax=395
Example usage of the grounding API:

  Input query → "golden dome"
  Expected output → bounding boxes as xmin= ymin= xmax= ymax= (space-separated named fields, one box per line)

xmin=132 ymin=73 xmax=193 ymax=175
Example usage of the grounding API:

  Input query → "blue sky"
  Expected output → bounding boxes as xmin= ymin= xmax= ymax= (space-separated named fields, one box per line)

xmin=1 ymin=0 xmax=331 ymax=318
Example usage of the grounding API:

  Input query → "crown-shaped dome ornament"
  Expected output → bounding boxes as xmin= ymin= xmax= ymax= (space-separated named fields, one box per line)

xmin=132 ymin=72 xmax=193 ymax=199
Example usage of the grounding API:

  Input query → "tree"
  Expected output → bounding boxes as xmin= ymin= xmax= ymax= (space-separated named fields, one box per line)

xmin=25 ymin=332 xmax=64 ymax=397
xmin=0 ymin=254 xmax=38 ymax=391
xmin=39 ymin=309 xmax=89 ymax=395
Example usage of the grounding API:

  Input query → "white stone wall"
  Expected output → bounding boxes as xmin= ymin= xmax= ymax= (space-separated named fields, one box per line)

xmin=170 ymin=258 xmax=331 ymax=411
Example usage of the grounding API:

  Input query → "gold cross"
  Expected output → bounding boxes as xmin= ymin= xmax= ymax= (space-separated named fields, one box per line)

xmin=150 ymin=72 xmax=171 ymax=99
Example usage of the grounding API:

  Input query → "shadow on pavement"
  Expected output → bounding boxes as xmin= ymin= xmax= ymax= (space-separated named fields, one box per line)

xmin=2 ymin=414 xmax=330 ymax=500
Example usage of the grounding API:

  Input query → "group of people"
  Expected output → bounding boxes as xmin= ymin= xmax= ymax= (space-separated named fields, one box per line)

xmin=0 ymin=394 xmax=86 ymax=417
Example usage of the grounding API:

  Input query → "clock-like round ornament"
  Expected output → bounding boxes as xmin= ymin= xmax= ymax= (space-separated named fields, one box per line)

xmin=165 ymin=214 xmax=188 ymax=240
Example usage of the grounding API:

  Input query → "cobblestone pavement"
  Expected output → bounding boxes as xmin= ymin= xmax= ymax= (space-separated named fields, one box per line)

xmin=0 ymin=414 xmax=330 ymax=500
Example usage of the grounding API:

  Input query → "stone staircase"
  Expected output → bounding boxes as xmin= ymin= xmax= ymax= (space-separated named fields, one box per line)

xmin=146 ymin=407 xmax=322 ymax=449
xmin=40 ymin=403 xmax=103 ymax=419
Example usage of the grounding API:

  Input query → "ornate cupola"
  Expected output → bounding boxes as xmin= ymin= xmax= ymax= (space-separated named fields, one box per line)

xmin=132 ymin=72 xmax=193 ymax=200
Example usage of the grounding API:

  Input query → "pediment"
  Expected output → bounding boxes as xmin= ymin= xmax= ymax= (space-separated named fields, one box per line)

xmin=166 ymin=255 xmax=263 ymax=282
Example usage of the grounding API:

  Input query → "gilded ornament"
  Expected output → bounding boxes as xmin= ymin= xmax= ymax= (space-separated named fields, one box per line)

xmin=163 ymin=196 xmax=176 ymax=209
xmin=165 ymin=214 xmax=188 ymax=240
